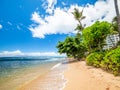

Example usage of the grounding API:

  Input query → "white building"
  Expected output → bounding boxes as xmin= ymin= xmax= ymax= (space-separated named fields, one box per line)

xmin=104 ymin=34 xmax=119 ymax=50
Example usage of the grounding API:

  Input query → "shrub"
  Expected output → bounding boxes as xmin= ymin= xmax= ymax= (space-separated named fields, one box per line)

xmin=86 ymin=52 xmax=104 ymax=67
xmin=101 ymin=47 xmax=120 ymax=76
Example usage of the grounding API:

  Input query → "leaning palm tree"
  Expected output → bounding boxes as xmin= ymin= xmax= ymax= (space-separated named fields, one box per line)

xmin=72 ymin=8 xmax=86 ymax=32
xmin=114 ymin=0 xmax=120 ymax=42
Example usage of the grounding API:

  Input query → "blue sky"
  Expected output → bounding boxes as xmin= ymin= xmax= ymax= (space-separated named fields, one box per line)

xmin=0 ymin=0 xmax=119 ymax=56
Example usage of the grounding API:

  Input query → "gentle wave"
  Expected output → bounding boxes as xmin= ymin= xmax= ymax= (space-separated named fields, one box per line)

xmin=0 ymin=57 xmax=50 ymax=61
xmin=0 ymin=57 xmax=66 ymax=61
xmin=0 ymin=57 xmax=67 ymax=90
xmin=51 ymin=63 xmax=62 ymax=70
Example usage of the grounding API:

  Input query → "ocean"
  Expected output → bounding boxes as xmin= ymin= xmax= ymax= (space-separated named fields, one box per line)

xmin=0 ymin=56 xmax=68 ymax=90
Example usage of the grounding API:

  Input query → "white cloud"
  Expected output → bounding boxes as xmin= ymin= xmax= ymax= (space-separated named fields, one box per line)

xmin=17 ymin=25 xmax=21 ymax=30
xmin=31 ymin=12 xmax=46 ymax=24
xmin=0 ymin=50 xmax=64 ymax=57
xmin=7 ymin=21 xmax=12 ymax=25
xmin=29 ymin=0 xmax=120 ymax=38
xmin=82 ymin=0 xmax=120 ymax=26
xmin=62 ymin=2 xmax=66 ymax=6
xmin=42 ymin=0 xmax=57 ymax=14
xmin=29 ymin=8 xmax=77 ymax=38
xmin=0 ymin=24 xmax=3 ymax=29
xmin=0 ymin=50 xmax=23 ymax=57
xmin=25 ymin=52 xmax=61 ymax=56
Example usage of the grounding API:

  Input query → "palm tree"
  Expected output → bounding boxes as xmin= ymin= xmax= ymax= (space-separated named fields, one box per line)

xmin=114 ymin=0 xmax=120 ymax=42
xmin=72 ymin=8 xmax=86 ymax=32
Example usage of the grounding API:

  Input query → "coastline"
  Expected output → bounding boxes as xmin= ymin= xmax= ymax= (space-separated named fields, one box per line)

xmin=63 ymin=60 xmax=120 ymax=90
xmin=18 ymin=62 xmax=68 ymax=90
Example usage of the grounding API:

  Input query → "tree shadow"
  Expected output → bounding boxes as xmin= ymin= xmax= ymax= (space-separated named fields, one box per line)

xmin=62 ymin=58 xmax=80 ymax=64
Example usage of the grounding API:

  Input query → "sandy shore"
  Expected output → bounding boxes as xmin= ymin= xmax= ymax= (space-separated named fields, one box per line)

xmin=18 ymin=62 xmax=67 ymax=90
xmin=64 ymin=60 xmax=120 ymax=90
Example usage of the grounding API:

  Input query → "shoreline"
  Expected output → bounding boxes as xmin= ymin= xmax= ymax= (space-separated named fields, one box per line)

xmin=18 ymin=62 xmax=68 ymax=90
xmin=63 ymin=60 xmax=120 ymax=90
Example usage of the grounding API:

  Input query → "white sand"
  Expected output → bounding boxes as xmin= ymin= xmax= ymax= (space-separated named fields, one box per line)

xmin=64 ymin=61 xmax=120 ymax=90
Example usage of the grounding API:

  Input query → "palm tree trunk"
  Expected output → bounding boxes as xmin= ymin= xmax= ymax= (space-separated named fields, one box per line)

xmin=114 ymin=0 xmax=120 ymax=41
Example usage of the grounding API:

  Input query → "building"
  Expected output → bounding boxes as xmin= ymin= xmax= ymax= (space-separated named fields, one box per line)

xmin=103 ymin=34 xmax=119 ymax=50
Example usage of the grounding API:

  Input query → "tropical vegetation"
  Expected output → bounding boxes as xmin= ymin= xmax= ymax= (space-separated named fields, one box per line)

xmin=56 ymin=36 xmax=86 ymax=60
xmin=83 ymin=21 xmax=112 ymax=53
xmin=56 ymin=6 xmax=120 ymax=76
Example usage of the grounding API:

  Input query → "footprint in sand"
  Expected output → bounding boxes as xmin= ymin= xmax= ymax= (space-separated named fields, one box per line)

xmin=106 ymin=87 xmax=109 ymax=90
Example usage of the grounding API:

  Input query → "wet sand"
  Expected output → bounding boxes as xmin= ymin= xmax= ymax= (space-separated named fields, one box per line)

xmin=0 ymin=61 xmax=60 ymax=90
xmin=64 ymin=60 xmax=120 ymax=90
xmin=18 ymin=63 xmax=67 ymax=90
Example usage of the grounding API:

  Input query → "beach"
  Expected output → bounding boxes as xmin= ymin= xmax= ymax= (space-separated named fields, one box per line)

xmin=18 ymin=62 xmax=67 ymax=90
xmin=1 ymin=58 xmax=120 ymax=90
xmin=17 ymin=59 xmax=120 ymax=90
xmin=0 ymin=57 xmax=67 ymax=90
xmin=64 ymin=60 xmax=120 ymax=90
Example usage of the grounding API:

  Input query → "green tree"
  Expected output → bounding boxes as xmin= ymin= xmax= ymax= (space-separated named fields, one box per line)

xmin=72 ymin=8 xmax=86 ymax=47
xmin=82 ymin=21 xmax=112 ymax=53
xmin=56 ymin=36 xmax=86 ymax=60
xmin=72 ymin=8 xmax=86 ymax=32
xmin=57 ymin=8 xmax=86 ymax=60
xmin=112 ymin=16 xmax=118 ymax=32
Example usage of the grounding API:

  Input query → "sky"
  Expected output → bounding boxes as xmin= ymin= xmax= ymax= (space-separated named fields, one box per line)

xmin=0 ymin=0 xmax=120 ymax=57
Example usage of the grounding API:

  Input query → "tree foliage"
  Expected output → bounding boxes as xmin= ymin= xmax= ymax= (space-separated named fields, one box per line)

xmin=72 ymin=8 xmax=86 ymax=32
xmin=112 ymin=16 xmax=118 ymax=33
xmin=56 ymin=36 xmax=86 ymax=59
xmin=56 ymin=8 xmax=120 ymax=76
xmin=82 ymin=21 xmax=112 ymax=53
xmin=101 ymin=47 xmax=120 ymax=76
xmin=86 ymin=47 xmax=120 ymax=76
xmin=86 ymin=52 xmax=104 ymax=68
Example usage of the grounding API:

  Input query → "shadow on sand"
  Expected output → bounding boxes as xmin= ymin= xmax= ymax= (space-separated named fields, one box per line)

xmin=62 ymin=58 xmax=81 ymax=64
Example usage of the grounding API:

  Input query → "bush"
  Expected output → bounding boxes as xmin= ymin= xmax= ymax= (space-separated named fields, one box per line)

xmin=86 ymin=52 xmax=104 ymax=67
xmin=101 ymin=47 xmax=120 ymax=76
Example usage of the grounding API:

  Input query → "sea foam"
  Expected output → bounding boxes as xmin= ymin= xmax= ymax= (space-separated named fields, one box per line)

xmin=51 ymin=63 xmax=61 ymax=70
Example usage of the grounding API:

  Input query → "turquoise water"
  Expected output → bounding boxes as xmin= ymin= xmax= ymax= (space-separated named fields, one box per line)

xmin=0 ymin=57 xmax=66 ymax=90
